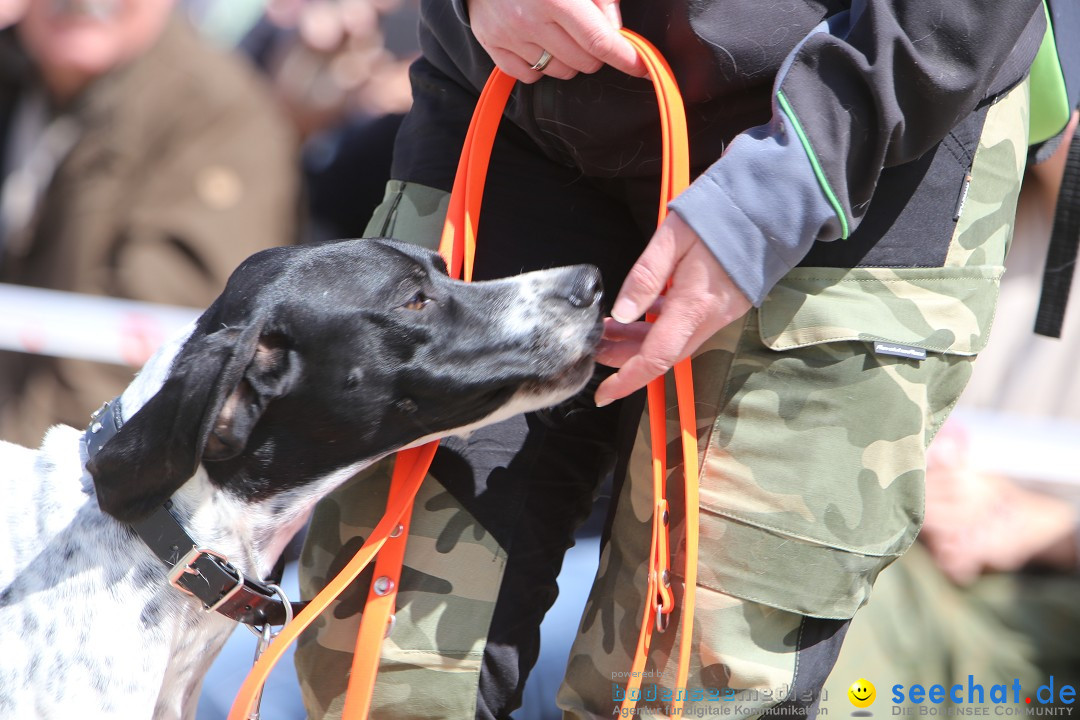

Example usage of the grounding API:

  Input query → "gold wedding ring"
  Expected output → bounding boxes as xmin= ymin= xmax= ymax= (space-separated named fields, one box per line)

xmin=531 ymin=49 xmax=553 ymax=72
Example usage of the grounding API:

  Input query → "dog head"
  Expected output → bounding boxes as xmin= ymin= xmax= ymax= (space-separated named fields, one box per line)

xmin=88 ymin=238 xmax=602 ymax=523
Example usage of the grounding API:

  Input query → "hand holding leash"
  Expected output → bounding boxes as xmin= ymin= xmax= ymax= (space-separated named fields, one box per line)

xmin=466 ymin=0 xmax=645 ymax=82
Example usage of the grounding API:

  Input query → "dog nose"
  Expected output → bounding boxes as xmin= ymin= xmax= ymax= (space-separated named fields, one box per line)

xmin=564 ymin=265 xmax=603 ymax=309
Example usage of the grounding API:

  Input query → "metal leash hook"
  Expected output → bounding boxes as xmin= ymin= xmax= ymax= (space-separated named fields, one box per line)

xmin=247 ymin=624 xmax=273 ymax=720
xmin=245 ymin=583 xmax=294 ymax=720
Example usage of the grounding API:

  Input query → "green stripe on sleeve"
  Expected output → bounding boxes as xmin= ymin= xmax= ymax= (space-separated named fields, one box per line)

xmin=776 ymin=89 xmax=850 ymax=239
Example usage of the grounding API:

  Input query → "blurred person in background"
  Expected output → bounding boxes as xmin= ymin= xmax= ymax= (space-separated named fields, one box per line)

xmin=0 ymin=0 xmax=300 ymax=446
xmin=823 ymin=113 xmax=1080 ymax=708
xmin=243 ymin=0 xmax=415 ymax=140
xmin=239 ymin=0 xmax=418 ymax=241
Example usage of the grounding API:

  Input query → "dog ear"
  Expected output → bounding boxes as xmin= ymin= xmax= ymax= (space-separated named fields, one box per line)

xmin=88 ymin=323 xmax=299 ymax=523
xmin=202 ymin=332 xmax=298 ymax=461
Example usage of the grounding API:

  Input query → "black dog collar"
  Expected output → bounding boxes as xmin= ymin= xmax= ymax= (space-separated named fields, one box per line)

xmin=85 ymin=398 xmax=300 ymax=627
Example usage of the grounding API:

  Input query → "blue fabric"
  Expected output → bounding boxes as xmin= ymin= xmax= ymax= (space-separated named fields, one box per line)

xmin=666 ymin=18 xmax=846 ymax=307
xmin=669 ymin=113 xmax=842 ymax=306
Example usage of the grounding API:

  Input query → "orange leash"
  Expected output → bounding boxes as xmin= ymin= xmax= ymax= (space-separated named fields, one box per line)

xmin=339 ymin=461 xmax=416 ymax=719
xmin=340 ymin=68 xmax=514 ymax=720
xmin=227 ymin=442 xmax=435 ymax=720
xmin=228 ymin=68 xmax=516 ymax=720
xmin=612 ymin=31 xmax=699 ymax=719
xmin=228 ymin=29 xmax=700 ymax=720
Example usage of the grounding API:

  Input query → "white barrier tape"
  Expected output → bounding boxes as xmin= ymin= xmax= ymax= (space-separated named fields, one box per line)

xmin=0 ymin=283 xmax=200 ymax=367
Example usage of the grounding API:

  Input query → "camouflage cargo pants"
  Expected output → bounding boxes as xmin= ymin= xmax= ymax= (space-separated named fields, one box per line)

xmin=295 ymin=82 xmax=1029 ymax=719
xmin=823 ymin=542 xmax=1080 ymax=713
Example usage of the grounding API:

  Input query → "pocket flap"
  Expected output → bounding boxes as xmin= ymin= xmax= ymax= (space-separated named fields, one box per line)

xmin=759 ymin=266 xmax=1005 ymax=356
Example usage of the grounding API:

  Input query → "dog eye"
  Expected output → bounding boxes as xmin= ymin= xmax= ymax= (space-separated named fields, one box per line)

xmin=402 ymin=291 xmax=430 ymax=311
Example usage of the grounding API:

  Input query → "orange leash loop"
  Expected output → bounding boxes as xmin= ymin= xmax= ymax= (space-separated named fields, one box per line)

xmin=645 ymin=32 xmax=700 ymax=719
xmin=614 ymin=30 xmax=699 ymax=719
xmin=440 ymin=70 xmax=517 ymax=281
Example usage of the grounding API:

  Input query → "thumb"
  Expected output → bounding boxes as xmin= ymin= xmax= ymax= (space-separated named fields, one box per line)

xmin=594 ymin=0 xmax=622 ymax=29
xmin=610 ymin=230 xmax=679 ymax=323
xmin=610 ymin=215 xmax=697 ymax=323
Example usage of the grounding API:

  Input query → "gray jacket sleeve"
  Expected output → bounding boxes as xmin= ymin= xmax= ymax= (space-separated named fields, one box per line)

xmin=671 ymin=0 xmax=1044 ymax=306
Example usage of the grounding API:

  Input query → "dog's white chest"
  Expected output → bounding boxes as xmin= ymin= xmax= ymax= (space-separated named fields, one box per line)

xmin=0 ymin=429 xmax=232 ymax=719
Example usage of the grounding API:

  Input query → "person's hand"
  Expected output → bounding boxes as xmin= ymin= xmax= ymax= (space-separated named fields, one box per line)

xmin=0 ymin=0 xmax=26 ymax=30
xmin=466 ymin=0 xmax=646 ymax=83
xmin=593 ymin=213 xmax=752 ymax=406
xmin=920 ymin=422 xmax=1079 ymax=583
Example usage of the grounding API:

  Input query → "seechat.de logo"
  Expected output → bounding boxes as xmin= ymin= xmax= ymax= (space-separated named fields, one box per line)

xmin=890 ymin=676 xmax=1077 ymax=716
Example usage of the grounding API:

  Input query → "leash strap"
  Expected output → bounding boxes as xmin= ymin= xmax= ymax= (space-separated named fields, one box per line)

xmin=1035 ymin=118 xmax=1080 ymax=337
xmin=336 ymin=68 xmax=517 ymax=720
xmin=229 ymin=29 xmax=700 ymax=720
xmin=611 ymin=31 xmax=699 ymax=718
xmin=228 ymin=442 xmax=435 ymax=720
xmin=437 ymin=69 xmax=516 ymax=281
xmin=341 ymin=450 xmax=423 ymax=719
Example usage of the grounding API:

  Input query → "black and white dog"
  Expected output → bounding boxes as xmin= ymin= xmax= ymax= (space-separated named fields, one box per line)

xmin=0 ymin=238 xmax=602 ymax=719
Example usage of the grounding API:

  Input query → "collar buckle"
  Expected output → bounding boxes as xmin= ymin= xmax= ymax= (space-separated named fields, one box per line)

xmin=88 ymin=395 xmax=303 ymax=626
xmin=167 ymin=546 xmax=246 ymax=613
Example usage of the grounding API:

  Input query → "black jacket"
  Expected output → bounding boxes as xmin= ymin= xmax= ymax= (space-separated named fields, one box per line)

xmin=403 ymin=1 xmax=1045 ymax=302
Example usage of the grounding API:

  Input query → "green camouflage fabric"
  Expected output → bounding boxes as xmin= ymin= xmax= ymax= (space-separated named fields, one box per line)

xmin=363 ymin=179 xmax=450 ymax=252
xmin=823 ymin=543 xmax=1080 ymax=715
xmin=296 ymin=458 xmax=503 ymax=719
xmin=296 ymin=179 xmax=498 ymax=720
xmin=945 ymin=80 xmax=1030 ymax=270
xmin=558 ymin=80 xmax=1029 ymax=719
xmin=296 ymin=83 xmax=1029 ymax=719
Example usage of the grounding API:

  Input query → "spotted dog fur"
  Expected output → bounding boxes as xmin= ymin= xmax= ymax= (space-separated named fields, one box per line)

xmin=0 ymin=238 xmax=602 ymax=719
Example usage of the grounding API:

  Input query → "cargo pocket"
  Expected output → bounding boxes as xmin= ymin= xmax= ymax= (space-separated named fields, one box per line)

xmin=694 ymin=264 xmax=1003 ymax=620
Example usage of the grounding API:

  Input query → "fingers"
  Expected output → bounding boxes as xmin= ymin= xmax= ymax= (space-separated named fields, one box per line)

xmin=595 ymin=317 xmax=649 ymax=367
xmin=556 ymin=1 xmax=644 ymax=77
xmin=487 ymin=45 xmax=579 ymax=83
xmin=595 ymin=285 xmax=720 ymax=405
xmin=595 ymin=295 xmax=668 ymax=367
xmin=468 ymin=0 xmax=646 ymax=83
xmin=594 ymin=215 xmax=752 ymax=406
xmin=594 ymin=0 xmax=622 ymax=30
xmin=537 ymin=24 xmax=609 ymax=73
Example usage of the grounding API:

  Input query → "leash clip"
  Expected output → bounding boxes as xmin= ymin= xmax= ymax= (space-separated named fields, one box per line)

xmin=655 ymin=602 xmax=671 ymax=633
xmin=654 ymin=568 xmax=674 ymax=633
xmin=245 ymin=583 xmax=294 ymax=720
xmin=247 ymin=624 xmax=274 ymax=720
xmin=245 ymin=582 xmax=295 ymax=635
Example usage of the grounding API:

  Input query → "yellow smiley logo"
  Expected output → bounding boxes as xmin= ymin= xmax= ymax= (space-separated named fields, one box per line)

xmin=848 ymin=678 xmax=876 ymax=708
